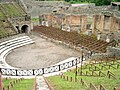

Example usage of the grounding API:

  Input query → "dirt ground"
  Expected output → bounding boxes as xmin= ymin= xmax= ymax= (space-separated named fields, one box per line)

xmin=6 ymin=34 xmax=81 ymax=69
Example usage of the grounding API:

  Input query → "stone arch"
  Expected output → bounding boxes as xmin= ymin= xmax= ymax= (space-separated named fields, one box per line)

xmin=15 ymin=26 xmax=20 ymax=33
xmin=21 ymin=25 xmax=29 ymax=33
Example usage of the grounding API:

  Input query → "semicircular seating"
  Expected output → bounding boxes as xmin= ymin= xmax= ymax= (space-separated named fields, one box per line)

xmin=0 ymin=35 xmax=34 ymax=69
xmin=0 ymin=34 xmax=93 ymax=76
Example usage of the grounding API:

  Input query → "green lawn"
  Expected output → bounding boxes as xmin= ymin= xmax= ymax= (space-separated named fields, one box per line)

xmin=11 ymin=79 xmax=34 ymax=90
xmin=47 ymin=76 xmax=85 ymax=90
xmin=3 ymin=79 xmax=34 ymax=90
xmin=47 ymin=59 xmax=120 ymax=90
xmin=3 ymin=78 xmax=16 ymax=88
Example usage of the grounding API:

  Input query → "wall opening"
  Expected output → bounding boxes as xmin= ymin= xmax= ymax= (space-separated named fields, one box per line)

xmin=21 ymin=25 xmax=29 ymax=33
xmin=16 ymin=26 xmax=20 ymax=33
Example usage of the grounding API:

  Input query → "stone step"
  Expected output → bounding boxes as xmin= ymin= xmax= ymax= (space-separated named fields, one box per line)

xmin=36 ymin=76 xmax=50 ymax=90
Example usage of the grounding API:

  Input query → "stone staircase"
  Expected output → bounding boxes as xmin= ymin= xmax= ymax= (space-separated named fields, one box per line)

xmin=36 ymin=76 xmax=50 ymax=90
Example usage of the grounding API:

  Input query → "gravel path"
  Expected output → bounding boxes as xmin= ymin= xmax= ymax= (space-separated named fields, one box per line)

xmin=6 ymin=34 xmax=81 ymax=69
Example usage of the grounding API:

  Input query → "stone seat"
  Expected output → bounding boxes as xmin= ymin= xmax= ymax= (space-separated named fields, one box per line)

xmin=0 ymin=36 xmax=34 ymax=68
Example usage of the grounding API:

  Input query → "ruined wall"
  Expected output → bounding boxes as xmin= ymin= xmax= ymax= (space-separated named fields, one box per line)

xmin=69 ymin=15 xmax=81 ymax=25
xmin=23 ymin=0 xmax=70 ymax=18
xmin=111 ymin=18 xmax=120 ymax=31
xmin=104 ymin=15 xmax=110 ymax=30
xmin=10 ymin=16 xmax=32 ymax=33
xmin=94 ymin=14 xmax=120 ymax=33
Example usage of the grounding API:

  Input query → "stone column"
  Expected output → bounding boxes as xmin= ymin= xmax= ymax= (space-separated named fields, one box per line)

xmin=68 ymin=15 xmax=71 ymax=31
xmin=31 ymin=22 xmax=33 ymax=30
xmin=106 ymin=34 xmax=110 ymax=42
xmin=27 ymin=25 xmax=31 ymax=34
xmin=81 ymin=15 xmax=87 ymax=32
xmin=100 ymin=15 xmax=104 ymax=32
xmin=79 ymin=16 xmax=82 ymax=32
xmin=109 ymin=16 xmax=114 ymax=32
xmin=39 ymin=15 xmax=43 ymax=26
xmin=97 ymin=32 xmax=101 ymax=40
xmin=91 ymin=15 xmax=96 ymax=34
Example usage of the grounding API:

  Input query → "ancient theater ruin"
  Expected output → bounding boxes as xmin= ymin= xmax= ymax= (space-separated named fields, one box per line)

xmin=0 ymin=0 xmax=120 ymax=90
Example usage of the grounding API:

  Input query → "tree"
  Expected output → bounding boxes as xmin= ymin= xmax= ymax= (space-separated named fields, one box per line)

xmin=93 ymin=0 xmax=111 ymax=6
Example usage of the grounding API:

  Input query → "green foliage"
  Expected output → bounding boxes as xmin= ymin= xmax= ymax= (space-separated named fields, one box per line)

xmin=32 ymin=18 xmax=39 ymax=22
xmin=64 ymin=0 xmax=120 ymax=6
xmin=94 ymin=0 xmax=111 ymax=6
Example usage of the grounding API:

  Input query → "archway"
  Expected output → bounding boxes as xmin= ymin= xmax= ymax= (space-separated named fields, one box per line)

xmin=15 ymin=26 xmax=20 ymax=33
xmin=21 ymin=25 xmax=29 ymax=33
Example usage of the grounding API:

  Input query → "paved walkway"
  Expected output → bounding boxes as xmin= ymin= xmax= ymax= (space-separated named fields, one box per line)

xmin=36 ymin=76 xmax=50 ymax=90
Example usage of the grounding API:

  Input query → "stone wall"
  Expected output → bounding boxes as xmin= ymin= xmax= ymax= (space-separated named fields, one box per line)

xmin=107 ymin=46 xmax=120 ymax=56
xmin=40 ymin=13 xmax=120 ymax=33
xmin=21 ymin=0 xmax=120 ymax=42
xmin=90 ymin=46 xmax=120 ymax=60
xmin=22 ymin=0 xmax=70 ymax=18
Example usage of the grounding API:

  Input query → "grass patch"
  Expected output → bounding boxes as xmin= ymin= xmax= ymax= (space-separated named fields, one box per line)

xmin=47 ymin=76 xmax=85 ymax=90
xmin=0 ymin=10 xmax=5 ymax=19
xmin=3 ymin=79 xmax=34 ymax=90
xmin=32 ymin=18 xmax=39 ymax=22
xmin=47 ymin=59 xmax=120 ymax=90
xmin=3 ymin=78 xmax=16 ymax=88
xmin=2 ymin=3 xmax=22 ymax=17
xmin=11 ymin=79 xmax=34 ymax=90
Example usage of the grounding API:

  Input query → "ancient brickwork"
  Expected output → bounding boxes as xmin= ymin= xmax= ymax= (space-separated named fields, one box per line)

xmin=21 ymin=0 xmax=120 ymax=42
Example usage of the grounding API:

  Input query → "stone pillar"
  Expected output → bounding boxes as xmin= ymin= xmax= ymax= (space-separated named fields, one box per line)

xmin=91 ymin=15 xmax=96 ymax=33
xmin=51 ymin=15 xmax=53 ymax=27
xmin=106 ymin=34 xmax=110 ymax=42
xmin=100 ymin=15 xmax=104 ymax=32
xmin=31 ymin=22 xmax=33 ymax=30
xmin=66 ymin=15 xmax=71 ymax=31
xmin=27 ymin=24 xmax=31 ymax=34
xmin=81 ymin=15 xmax=87 ymax=32
xmin=79 ymin=16 xmax=82 ymax=32
xmin=110 ymin=16 xmax=114 ymax=32
xmin=97 ymin=32 xmax=101 ymax=40
xmin=45 ymin=21 xmax=49 ymax=27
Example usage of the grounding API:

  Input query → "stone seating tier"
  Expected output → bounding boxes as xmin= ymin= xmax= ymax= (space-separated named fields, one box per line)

xmin=0 ymin=36 xmax=34 ymax=68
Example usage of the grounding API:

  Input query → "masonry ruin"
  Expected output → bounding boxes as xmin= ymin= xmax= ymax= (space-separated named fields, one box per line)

xmin=28 ymin=1 xmax=120 ymax=43
xmin=1 ymin=0 xmax=120 ymax=43
xmin=0 ymin=0 xmax=32 ymax=34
